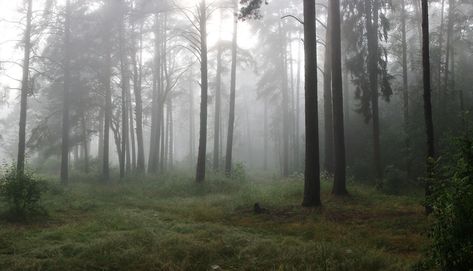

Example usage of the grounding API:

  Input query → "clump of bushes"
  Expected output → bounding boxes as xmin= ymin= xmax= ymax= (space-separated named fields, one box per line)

xmin=0 ymin=166 xmax=47 ymax=221
xmin=418 ymin=137 xmax=473 ymax=270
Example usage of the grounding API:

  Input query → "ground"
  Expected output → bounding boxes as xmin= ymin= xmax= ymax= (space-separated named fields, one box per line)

xmin=0 ymin=174 xmax=428 ymax=271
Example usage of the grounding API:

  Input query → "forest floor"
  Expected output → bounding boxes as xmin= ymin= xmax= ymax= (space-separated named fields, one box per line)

xmin=0 ymin=174 xmax=428 ymax=271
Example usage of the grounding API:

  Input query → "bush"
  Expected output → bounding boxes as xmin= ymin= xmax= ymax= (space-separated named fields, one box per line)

xmin=424 ymin=137 xmax=473 ymax=270
xmin=381 ymin=165 xmax=408 ymax=195
xmin=0 ymin=166 xmax=47 ymax=221
xmin=231 ymin=162 xmax=247 ymax=181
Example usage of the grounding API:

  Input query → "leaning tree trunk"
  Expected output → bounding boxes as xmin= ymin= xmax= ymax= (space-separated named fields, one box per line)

xmin=17 ymin=0 xmax=33 ymax=176
xmin=421 ymin=0 xmax=435 ymax=214
xmin=225 ymin=0 xmax=238 ymax=176
xmin=196 ymin=0 xmax=208 ymax=183
xmin=323 ymin=1 xmax=334 ymax=174
xmin=302 ymin=0 xmax=321 ymax=207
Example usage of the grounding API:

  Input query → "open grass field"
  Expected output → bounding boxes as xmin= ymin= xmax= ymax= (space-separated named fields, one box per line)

xmin=0 ymin=174 xmax=428 ymax=270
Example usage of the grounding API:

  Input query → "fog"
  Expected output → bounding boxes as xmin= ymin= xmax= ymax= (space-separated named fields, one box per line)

xmin=0 ymin=0 xmax=472 ymax=270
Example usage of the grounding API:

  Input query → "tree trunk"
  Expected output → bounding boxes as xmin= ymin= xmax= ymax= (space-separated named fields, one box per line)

xmin=148 ymin=14 xmax=162 ymax=174
xmin=302 ymin=0 xmax=321 ymax=207
xmin=102 ymin=6 xmax=112 ymax=182
xmin=331 ymin=0 xmax=347 ymax=195
xmin=119 ymin=1 xmax=130 ymax=178
xmin=213 ymin=16 xmax=223 ymax=171
xmin=132 ymin=21 xmax=145 ymax=174
xmin=196 ymin=0 xmax=208 ymax=183
xmin=295 ymin=33 xmax=301 ymax=171
xmin=323 ymin=2 xmax=334 ymax=174
xmin=225 ymin=0 xmax=238 ymax=176
xmin=366 ymin=0 xmax=383 ymax=181
xmin=189 ymin=70 xmax=196 ymax=162
xmin=81 ymin=113 xmax=89 ymax=173
xmin=280 ymin=23 xmax=289 ymax=177
xmin=263 ymin=99 xmax=268 ymax=170
xmin=401 ymin=0 xmax=411 ymax=178
xmin=421 ymin=0 xmax=435 ymax=214
xmin=60 ymin=0 xmax=71 ymax=184
xmin=17 ymin=0 xmax=33 ymax=176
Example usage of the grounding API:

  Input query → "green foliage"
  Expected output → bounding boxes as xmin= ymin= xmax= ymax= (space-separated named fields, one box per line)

xmin=425 ymin=138 xmax=473 ymax=270
xmin=381 ymin=166 xmax=408 ymax=195
xmin=0 ymin=166 xmax=47 ymax=221
xmin=230 ymin=162 xmax=247 ymax=181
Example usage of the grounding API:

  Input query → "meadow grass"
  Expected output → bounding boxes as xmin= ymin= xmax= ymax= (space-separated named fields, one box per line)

xmin=0 ymin=173 xmax=428 ymax=270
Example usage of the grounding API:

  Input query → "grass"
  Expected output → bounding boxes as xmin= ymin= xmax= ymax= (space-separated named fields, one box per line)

xmin=0 ymin=173 xmax=428 ymax=271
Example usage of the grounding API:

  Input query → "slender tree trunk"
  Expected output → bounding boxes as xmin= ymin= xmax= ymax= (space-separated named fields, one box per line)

xmin=421 ymin=0 xmax=435 ymax=214
xmin=366 ymin=0 xmax=383 ymax=181
xmin=225 ymin=0 xmax=238 ymax=176
xmin=102 ymin=10 xmax=112 ymax=182
xmin=119 ymin=1 xmax=129 ymax=178
xmin=437 ymin=0 xmax=445 ymax=100
xmin=81 ymin=113 xmax=89 ymax=173
xmin=331 ymin=0 xmax=347 ymax=195
xmin=401 ymin=0 xmax=411 ymax=177
xmin=132 ymin=21 xmax=145 ymax=173
xmin=60 ymin=0 xmax=71 ymax=184
xmin=323 ymin=2 xmax=334 ymax=174
xmin=169 ymin=98 xmax=174 ymax=169
xmin=189 ymin=70 xmax=196 ymax=162
xmin=129 ymin=89 xmax=136 ymax=171
xmin=280 ymin=23 xmax=289 ymax=177
xmin=295 ymin=33 xmax=301 ymax=171
xmin=196 ymin=0 xmax=208 ymax=183
xmin=148 ymin=14 xmax=161 ymax=174
xmin=98 ymin=109 xmax=104 ymax=162
xmin=302 ymin=0 xmax=321 ymax=207
xmin=263 ymin=99 xmax=268 ymax=170
xmin=213 ymin=15 xmax=223 ymax=171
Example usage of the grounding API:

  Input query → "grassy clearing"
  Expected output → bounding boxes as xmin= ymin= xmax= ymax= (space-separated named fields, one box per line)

xmin=0 ymin=174 xmax=428 ymax=271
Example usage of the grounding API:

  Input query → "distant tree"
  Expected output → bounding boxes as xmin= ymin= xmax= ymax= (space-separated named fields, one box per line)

xmin=60 ymin=0 xmax=71 ymax=184
xmin=225 ymin=0 xmax=239 ymax=176
xmin=17 ymin=0 xmax=33 ymax=176
xmin=421 ymin=0 xmax=435 ymax=214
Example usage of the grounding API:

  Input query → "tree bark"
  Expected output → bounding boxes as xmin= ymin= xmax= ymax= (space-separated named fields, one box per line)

xmin=366 ymin=0 xmax=383 ymax=181
xmin=60 ymin=0 xmax=71 ymax=184
xmin=213 ymin=16 xmax=223 ymax=171
xmin=196 ymin=0 xmax=208 ymax=183
xmin=225 ymin=0 xmax=238 ymax=176
xmin=119 ymin=0 xmax=130 ymax=178
xmin=17 ymin=0 xmax=33 ymax=176
xmin=323 ymin=1 xmax=334 ymax=174
xmin=401 ymin=0 xmax=411 ymax=177
xmin=102 ymin=1 xmax=112 ymax=182
xmin=331 ymin=0 xmax=347 ymax=195
xmin=421 ymin=0 xmax=435 ymax=214
xmin=132 ymin=21 xmax=145 ymax=174
xmin=302 ymin=0 xmax=321 ymax=207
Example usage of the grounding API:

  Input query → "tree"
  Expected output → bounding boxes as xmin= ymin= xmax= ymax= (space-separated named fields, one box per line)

xmin=331 ymin=0 xmax=347 ymax=195
xmin=60 ymin=0 xmax=71 ymax=184
xmin=225 ymin=0 xmax=239 ymax=176
xmin=302 ymin=0 xmax=321 ymax=207
xmin=323 ymin=3 xmax=334 ymax=174
xmin=119 ymin=0 xmax=130 ymax=179
xmin=196 ymin=0 xmax=209 ymax=183
xmin=102 ymin=0 xmax=113 ymax=182
xmin=421 ymin=0 xmax=435 ymax=214
xmin=213 ymin=11 xmax=223 ymax=171
xmin=17 ymin=0 xmax=33 ymax=176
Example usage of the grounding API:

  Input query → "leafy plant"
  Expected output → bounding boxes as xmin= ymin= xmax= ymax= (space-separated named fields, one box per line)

xmin=424 ymin=137 xmax=473 ymax=270
xmin=0 ymin=166 xmax=47 ymax=221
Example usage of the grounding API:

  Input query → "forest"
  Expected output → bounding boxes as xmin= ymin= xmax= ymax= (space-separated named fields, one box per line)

xmin=0 ymin=0 xmax=472 ymax=270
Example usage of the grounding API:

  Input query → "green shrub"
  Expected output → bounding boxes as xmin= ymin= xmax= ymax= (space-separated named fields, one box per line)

xmin=425 ymin=137 xmax=473 ymax=270
xmin=381 ymin=165 xmax=408 ymax=195
xmin=0 ymin=166 xmax=47 ymax=221
xmin=230 ymin=162 xmax=247 ymax=181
